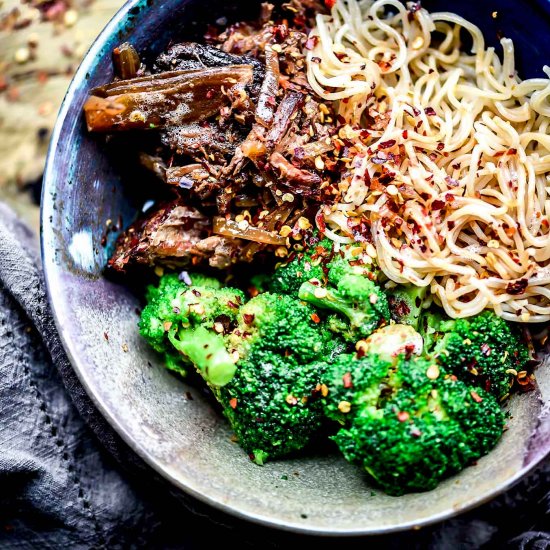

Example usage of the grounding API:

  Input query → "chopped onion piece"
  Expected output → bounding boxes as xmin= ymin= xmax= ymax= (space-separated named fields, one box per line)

xmin=213 ymin=217 xmax=288 ymax=246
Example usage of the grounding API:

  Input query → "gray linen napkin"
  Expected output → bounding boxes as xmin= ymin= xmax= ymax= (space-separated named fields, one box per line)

xmin=0 ymin=201 xmax=548 ymax=549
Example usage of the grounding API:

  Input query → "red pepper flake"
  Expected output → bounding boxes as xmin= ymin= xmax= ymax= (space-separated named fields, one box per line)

xmin=192 ymin=289 xmax=202 ymax=297
xmin=397 ymin=411 xmax=410 ymax=422
xmin=324 ymin=0 xmax=337 ymax=8
xmin=402 ymin=130 xmax=408 ymax=139
xmin=305 ymin=36 xmax=319 ymax=50
xmin=379 ymin=139 xmax=396 ymax=149
xmin=343 ymin=372 xmax=353 ymax=388
xmin=243 ymin=313 xmax=255 ymax=325
xmin=470 ymin=390 xmax=483 ymax=403
xmin=310 ymin=313 xmax=321 ymax=324
xmin=248 ymin=286 xmax=260 ymax=298
xmin=273 ymin=23 xmax=289 ymax=41
xmin=445 ymin=193 xmax=455 ymax=202
xmin=206 ymin=89 xmax=215 ymax=99
xmin=227 ymin=300 xmax=239 ymax=309
xmin=506 ymin=279 xmax=528 ymax=295
xmin=315 ymin=210 xmax=326 ymax=234
xmin=103 ymin=332 xmax=109 ymax=341
xmin=425 ymin=107 xmax=436 ymax=116
xmin=437 ymin=142 xmax=444 ymax=151
xmin=507 ymin=148 xmax=518 ymax=155
xmin=229 ymin=398 xmax=238 ymax=409
xmin=432 ymin=199 xmax=446 ymax=210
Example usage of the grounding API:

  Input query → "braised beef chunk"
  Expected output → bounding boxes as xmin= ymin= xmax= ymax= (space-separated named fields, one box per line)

xmin=154 ymin=42 xmax=265 ymax=96
xmin=265 ymin=90 xmax=304 ymax=149
xmin=89 ymin=3 xmax=344 ymax=274
xmin=108 ymin=199 xmax=246 ymax=271
xmin=109 ymin=200 xmax=211 ymax=270
xmin=160 ymin=122 xmax=243 ymax=157
xmin=165 ymin=164 xmax=219 ymax=200
xmin=84 ymin=66 xmax=253 ymax=132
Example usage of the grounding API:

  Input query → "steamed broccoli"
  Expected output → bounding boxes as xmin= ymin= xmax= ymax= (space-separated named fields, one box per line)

xmin=267 ymin=235 xmax=375 ymax=296
xmin=325 ymin=354 xmax=505 ymax=495
xmin=422 ymin=310 xmax=529 ymax=400
xmin=217 ymin=352 xmax=327 ymax=464
xmin=322 ymin=353 xmax=393 ymax=424
xmin=361 ymin=324 xmax=424 ymax=361
xmin=299 ymin=274 xmax=389 ymax=342
xmin=269 ymin=236 xmax=390 ymax=343
xmin=227 ymin=292 xmax=344 ymax=363
xmin=215 ymin=292 xmax=344 ymax=462
xmin=267 ymin=236 xmax=332 ymax=295
xmin=139 ymin=273 xmax=244 ymax=384
xmin=388 ymin=284 xmax=429 ymax=330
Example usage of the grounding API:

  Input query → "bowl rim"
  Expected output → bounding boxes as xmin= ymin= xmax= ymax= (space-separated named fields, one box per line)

xmin=41 ymin=0 xmax=550 ymax=536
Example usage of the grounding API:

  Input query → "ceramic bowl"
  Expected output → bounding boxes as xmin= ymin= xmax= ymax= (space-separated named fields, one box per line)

xmin=41 ymin=0 xmax=550 ymax=535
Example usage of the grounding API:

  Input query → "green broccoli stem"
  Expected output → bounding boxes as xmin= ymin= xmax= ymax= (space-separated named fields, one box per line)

xmin=388 ymin=284 xmax=429 ymax=330
xmin=299 ymin=281 xmax=365 ymax=334
xmin=168 ymin=326 xmax=236 ymax=386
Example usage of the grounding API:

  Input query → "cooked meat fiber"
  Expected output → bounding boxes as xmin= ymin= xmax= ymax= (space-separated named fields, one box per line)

xmin=109 ymin=199 xmax=244 ymax=271
xmin=109 ymin=200 xmax=211 ymax=270
xmin=161 ymin=122 xmax=242 ymax=157
xmin=154 ymin=42 xmax=265 ymax=96
xmin=87 ymin=2 xmax=343 ymax=273
xmin=84 ymin=65 xmax=253 ymax=132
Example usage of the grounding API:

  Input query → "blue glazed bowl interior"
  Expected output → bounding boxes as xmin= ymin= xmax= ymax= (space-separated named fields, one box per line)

xmin=42 ymin=0 xmax=550 ymax=535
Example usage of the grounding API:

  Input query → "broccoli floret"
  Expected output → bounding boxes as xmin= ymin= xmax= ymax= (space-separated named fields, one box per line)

xmin=268 ymin=235 xmax=378 ymax=297
xmin=423 ymin=310 xmax=529 ymax=400
xmin=163 ymin=350 xmax=188 ymax=377
xmin=330 ymin=355 xmax=504 ymax=495
xmin=185 ymin=272 xmax=222 ymax=289
xmin=323 ymin=353 xmax=394 ymax=424
xmin=388 ymin=284 xmax=429 ymax=330
xmin=212 ymin=291 xmax=346 ymax=463
xmin=299 ymin=274 xmax=390 ymax=342
xmin=217 ymin=352 xmax=327 ymax=463
xmin=139 ymin=273 xmax=244 ymax=385
xmin=168 ymin=326 xmax=236 ymax=386
xmin=267 ymin=236 xmax=332 ymax=295
xmin=228 ymin=292 xmax=343 ymax=364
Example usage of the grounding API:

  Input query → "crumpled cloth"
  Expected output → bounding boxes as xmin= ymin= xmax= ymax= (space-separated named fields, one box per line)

xmin=0 ymin=201 xmax=548 ymax=549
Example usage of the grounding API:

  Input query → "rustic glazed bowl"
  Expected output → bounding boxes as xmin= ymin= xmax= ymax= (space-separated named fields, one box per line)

xmin=42 ymin=0 xmax=550 ymax=535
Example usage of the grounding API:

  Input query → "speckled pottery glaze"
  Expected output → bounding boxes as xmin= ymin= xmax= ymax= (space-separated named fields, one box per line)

xmin=41 ymin=0 xmax=550 ymax=535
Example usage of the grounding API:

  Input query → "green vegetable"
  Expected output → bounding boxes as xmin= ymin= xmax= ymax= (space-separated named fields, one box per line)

xmin=227 ymin=292 xmax=343 ymax=363
xmin=362 ymin=323 xmax=423 ymax=362
xmin=422 ymin=310 xmax=529 ymax=400
xmin=299 ymin=273 xmax=389 ymax=342
xmin=139 ymin=273 xmax=244 ymax=385
xmin=215 ymin=292 xmax=345 ymax=462
xmin=169 ymin=326 xmax=236 ymax=386
xmin=267 ymin=237 xmax=331 ymax=295
xmin=326 ymin=354 xmax=504 ymax=495
xmin=216 ymin=352 xmax=327 ymax=463
xmin=388 ymin=284 xmax=429 ymax=330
